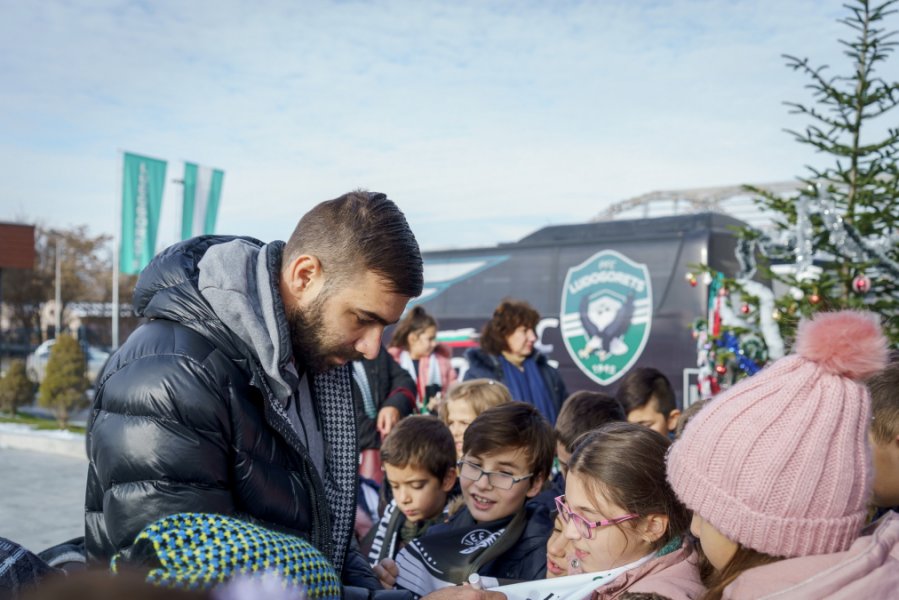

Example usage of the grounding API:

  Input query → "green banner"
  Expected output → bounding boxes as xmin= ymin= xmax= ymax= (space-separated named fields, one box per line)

xmin=181 ymin=162 xmax=224 ymax=240
xmin=121 ymin=152 xmax=167 ymax=274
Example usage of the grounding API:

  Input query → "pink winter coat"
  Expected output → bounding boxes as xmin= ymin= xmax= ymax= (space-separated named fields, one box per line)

xmin=723 ymin=511 xmax=899 ymax=599
xmin=387 ymin=344 xmax=457 ymax=402
xmin=592 ymin=539 xmax=706 ymax=600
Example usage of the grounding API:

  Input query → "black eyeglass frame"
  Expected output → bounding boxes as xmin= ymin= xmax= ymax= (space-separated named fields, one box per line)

xmin=457 ymin=459 xmax=534 ymax=490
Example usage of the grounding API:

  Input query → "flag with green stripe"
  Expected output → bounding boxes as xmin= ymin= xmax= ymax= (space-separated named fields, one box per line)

xmin=181 ymin=162 xmax=224 ymax=239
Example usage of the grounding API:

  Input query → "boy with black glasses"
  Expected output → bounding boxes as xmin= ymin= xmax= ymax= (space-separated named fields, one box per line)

xmin=374 ymin=402 xmax=555 ymax=595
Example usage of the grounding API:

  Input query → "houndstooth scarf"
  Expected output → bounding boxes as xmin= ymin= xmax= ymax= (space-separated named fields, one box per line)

xmin=312 ymin=366 xmax=358 ymax=573
xmin=198 ymin=239 xmax=357 ymax=573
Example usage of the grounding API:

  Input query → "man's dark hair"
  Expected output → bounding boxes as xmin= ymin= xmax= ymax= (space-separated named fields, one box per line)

xmin=616 ymin=367 xmax=677 ymax=417
xmin=283 ymin=190 xmax=423 ymax=297
xmin=380 ymin=415 xmax=456 ymax=480
xmin=555 ymin=391 xmax=626 ymax=452
xmin=479 ymin=299 xmax=540 ymax=356
xmin=462 ymin=401 xmax=555 ymax=483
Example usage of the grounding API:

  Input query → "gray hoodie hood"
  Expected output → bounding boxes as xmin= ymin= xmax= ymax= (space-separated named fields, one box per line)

xmin=197 ymin=238 xmax=299 ymax=403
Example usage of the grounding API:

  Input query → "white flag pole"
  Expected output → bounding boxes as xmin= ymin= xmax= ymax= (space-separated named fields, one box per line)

xmin=112 ymin=149 xmax=122 ymax=350
xmin=172 ymin=157 xmax=186 ymax=242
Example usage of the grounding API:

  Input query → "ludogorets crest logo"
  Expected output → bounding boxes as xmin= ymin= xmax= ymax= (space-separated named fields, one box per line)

xmin=561 ymin=250 xmax=652 ymax=386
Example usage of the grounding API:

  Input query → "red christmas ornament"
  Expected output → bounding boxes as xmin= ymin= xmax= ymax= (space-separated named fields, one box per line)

xmin=689 ymin=277 xmax=698 ymax=287
xmin=740 ymin=303 xmax=751 ymax=314
xmin=809 ymin=293 xmax=821 ymax=305
xmin=853 ymin=274 xmax=871 ymax=294
xmin=715 ymin=364 xmax=727 ymax=375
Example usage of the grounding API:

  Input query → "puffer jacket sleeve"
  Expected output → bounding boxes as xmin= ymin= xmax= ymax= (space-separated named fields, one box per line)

xmin=85 ymin=321 xmax=237 ymax=562
xmin=342 ymin=539 xmax=415 ymax=599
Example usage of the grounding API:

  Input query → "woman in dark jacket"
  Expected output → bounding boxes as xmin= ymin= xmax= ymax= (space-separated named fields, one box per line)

xmin=463 ymin=299 xmax=567 ymax=424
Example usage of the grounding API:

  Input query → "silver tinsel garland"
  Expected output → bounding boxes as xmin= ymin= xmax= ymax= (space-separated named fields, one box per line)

xmin=737 ymin=187 xmax=899 ymax=282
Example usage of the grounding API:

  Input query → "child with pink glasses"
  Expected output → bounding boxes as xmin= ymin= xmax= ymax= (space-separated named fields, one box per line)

xmin=417 ymin=421 xmax=702 ymax=599
xmin=555 ymin=422 xmax=703 ymax=599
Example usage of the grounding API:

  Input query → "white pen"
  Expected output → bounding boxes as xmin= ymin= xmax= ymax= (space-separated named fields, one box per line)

xmin=468 ymin=573 xmax=483 ymax=590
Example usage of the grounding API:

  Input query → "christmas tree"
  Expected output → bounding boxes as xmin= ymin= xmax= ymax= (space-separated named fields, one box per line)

xmin=690 ymin=0 xmax=898 ymax=394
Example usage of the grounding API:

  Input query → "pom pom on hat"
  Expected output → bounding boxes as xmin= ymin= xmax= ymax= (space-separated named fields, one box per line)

xmin=668 ymin=310 xmax=889 ymax=558
xmin=795 ymin=310 xmax=888 ymax=381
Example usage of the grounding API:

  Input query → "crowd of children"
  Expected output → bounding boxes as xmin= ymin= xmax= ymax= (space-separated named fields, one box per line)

xmin=13 ymin=307 xmax=895 ymax=600
xmin=357 ymin=309 xmax=899 ymax=599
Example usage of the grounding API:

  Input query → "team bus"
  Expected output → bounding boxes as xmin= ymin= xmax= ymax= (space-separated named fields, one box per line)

xmin=413 ymin=212 xmax=748 ymax=408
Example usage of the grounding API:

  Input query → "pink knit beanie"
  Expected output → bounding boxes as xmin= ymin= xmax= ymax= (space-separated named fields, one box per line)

xmin=667 ymin=310 xmax=889 ymax=558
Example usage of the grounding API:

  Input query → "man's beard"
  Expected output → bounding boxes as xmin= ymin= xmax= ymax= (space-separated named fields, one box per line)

xmin=287 ymin=294 xmax=364 ymax=374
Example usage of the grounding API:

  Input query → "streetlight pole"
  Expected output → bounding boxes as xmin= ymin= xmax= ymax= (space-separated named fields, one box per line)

xmin=54 ymin=236 xmax=63 ymax=338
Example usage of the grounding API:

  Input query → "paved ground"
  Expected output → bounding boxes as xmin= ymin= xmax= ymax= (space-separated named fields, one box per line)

xmin=0 ymin=447 xmax=87 ymax=552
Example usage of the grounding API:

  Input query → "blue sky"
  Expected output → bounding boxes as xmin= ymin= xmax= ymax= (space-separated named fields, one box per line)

xmin=0 ymin=0 xmax=875 ymax=251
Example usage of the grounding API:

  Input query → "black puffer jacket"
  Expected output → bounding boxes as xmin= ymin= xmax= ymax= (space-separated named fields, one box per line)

xmin=84 ymin=236 xmax=398 ymax=595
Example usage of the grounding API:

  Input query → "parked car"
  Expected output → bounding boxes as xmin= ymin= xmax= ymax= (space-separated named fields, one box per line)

xmin=25 ymin=339 xmax=110 ymax=387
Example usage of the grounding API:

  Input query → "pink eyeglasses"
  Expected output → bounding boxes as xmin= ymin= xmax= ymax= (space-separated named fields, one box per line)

xmin=554 ymin=495 xmax=639 ymax=540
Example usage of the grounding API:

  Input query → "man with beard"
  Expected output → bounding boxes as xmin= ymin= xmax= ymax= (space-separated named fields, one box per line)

xmin=85 ymin=191 xmax=422 ymax=597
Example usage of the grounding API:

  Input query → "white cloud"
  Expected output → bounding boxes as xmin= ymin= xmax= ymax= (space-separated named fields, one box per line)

xmin=0 ymin=0 xmax=880 ymax=251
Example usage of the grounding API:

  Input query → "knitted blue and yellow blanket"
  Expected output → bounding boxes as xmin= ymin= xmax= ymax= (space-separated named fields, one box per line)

xmin=112 ymin=513 xmax=340 ymax=599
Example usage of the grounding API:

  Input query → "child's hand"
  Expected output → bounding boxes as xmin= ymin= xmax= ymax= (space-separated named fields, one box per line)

xmin=372 ymin=557 xmax=399 ymax=589
xmin=377 ymin=406 xmax=400 ymax=438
